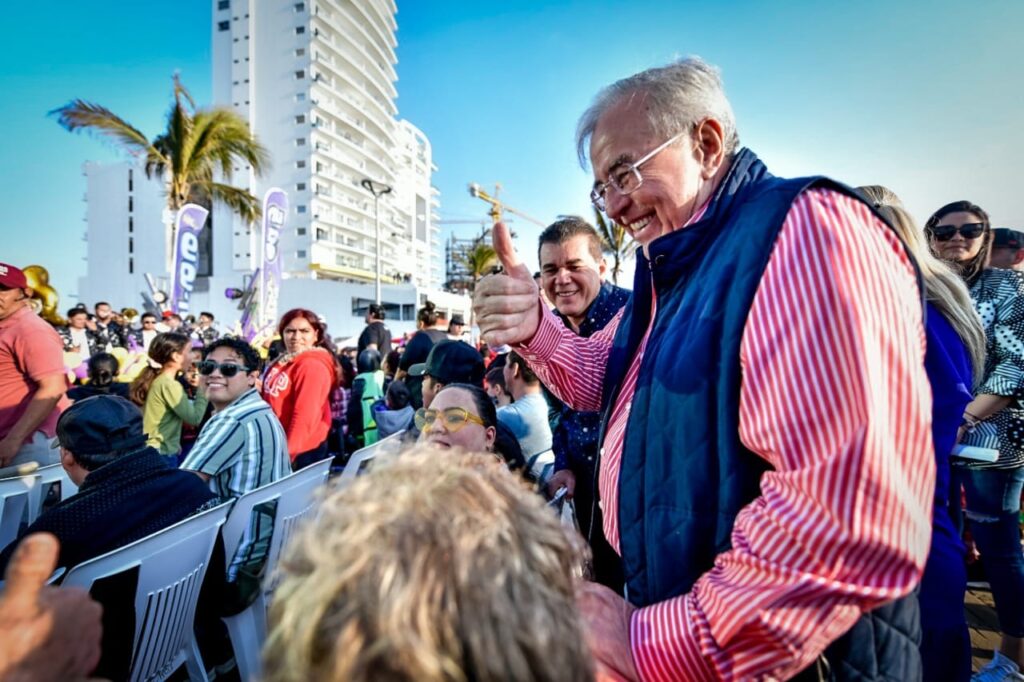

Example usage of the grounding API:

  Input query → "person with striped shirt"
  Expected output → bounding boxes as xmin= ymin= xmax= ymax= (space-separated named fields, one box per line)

xmin=182 ymin=337 xmax=289 ymax=500
xmin=474 ymin=57 xmax=934 ymax=681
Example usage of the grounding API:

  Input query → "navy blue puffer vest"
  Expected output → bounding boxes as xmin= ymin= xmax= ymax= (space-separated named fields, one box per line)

xmin=601 ymin=149 xmax=921 ymax=680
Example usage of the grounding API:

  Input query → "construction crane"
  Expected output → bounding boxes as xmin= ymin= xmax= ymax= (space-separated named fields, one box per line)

xmin=467 ymin=182 xmax=545 ymax=226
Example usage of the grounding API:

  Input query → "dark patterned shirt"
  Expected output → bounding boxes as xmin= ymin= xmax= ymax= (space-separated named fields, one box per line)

xmin=0 ymin=448 xmax=217 ymax=574
xmin=550 ymin=281 xmax=631 ymax=473
xmin=961 ymin=267 xmax=1024 ymax=469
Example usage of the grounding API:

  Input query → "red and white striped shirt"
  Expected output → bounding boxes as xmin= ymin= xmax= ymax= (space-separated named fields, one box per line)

xmin=518 ymin=188 xmax=933 ymax=681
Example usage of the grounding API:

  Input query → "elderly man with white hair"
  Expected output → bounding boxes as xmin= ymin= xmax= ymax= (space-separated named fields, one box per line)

xmin=475 ymin=57 xmax=933 ymax=680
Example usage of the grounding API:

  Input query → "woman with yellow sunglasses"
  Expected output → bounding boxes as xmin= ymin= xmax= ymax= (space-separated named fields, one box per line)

xmin=416 ymin=384 xmax=497 ymax=454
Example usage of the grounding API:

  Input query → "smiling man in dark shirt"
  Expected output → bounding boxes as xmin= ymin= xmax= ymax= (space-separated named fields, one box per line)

xmin=538 ymin=217 xmax=630 ymax=591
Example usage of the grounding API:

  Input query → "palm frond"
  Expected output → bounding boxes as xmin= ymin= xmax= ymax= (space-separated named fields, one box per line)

xmin=459 ymin=243 xmax=498 ymax=280
xmin=49 ymin=100 xmax=157 ymax=158
xmin=196 ymin=181 xmax=262 ymax=223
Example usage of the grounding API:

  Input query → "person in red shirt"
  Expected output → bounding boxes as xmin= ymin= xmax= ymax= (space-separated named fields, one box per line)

xmin=261 ymin=308 xmax=339 ymax=470
xmin=0 ymin=262 xmax=70 ymax=476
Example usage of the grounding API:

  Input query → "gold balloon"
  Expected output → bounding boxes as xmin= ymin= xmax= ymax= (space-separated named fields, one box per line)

xmin=22 ymin=265 xmax=64 ymax=326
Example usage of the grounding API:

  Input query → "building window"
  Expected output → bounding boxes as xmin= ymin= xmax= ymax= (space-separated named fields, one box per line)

xmin=129 ymin=237 xmax=134 ymax=253
xmin=295 ymin=26 xmax=305 ymax=34
xmin=296 ymin=160 xmax=306 ymax=169
xmin=218 ymin=20 xmax=230 ymax=31
xmin=129 ymin=257 xmax=134 ymax=274
xmin=295 ymin=92 xmax=305 ymax=101
xmin=297 ymin=206 xmax=307 ymax=214
xmin=296 ymin=183 xmax=306 ymax=191
xmin=128 ymin=217 xmax=133 ymax=233
xmin=296 ymin=138 xmax=306 ymax=146
xmin=316 ymin=228 xmax=327 ymax=240
xmin=218 ymin=0 xmax=229 ymax=8
xmin=294 ymin=70 xmax=304 ymax=79
xmin=297 ymin=227 xmax=307 ymax=235
xmin=295 ymin=115 xmax=305 ymax=124
xmin=295 ymin=2 xmax=305 ymax=11
xmin=297 ymin=250 xmax=306 ymax=258
xmin=128 ymin=197 xmax=133 ymax=212
xmin=128 ymin=169 xmax=133 ymax=191
xmin=295 ymin=48 xmax=305 ymax=56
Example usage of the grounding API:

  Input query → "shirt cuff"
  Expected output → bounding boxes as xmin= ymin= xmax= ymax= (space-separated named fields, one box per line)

xmin=518 ymin=302 xmax=565 ymax=362
xmin=630 ymin=597 xmax=715 ymax=682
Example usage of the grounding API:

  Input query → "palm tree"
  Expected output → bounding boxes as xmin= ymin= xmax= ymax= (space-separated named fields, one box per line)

xmin=593 ymin=208 xmax=637 ymax=285
xmin=51 ymin=74 xmax=269 ymax=271
xmin=459 ymin=240 xmax=498 ymax=329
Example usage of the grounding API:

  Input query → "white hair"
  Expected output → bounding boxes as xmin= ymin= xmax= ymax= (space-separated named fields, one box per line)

xmin=575 ymin=56 xmax=739 ymax=166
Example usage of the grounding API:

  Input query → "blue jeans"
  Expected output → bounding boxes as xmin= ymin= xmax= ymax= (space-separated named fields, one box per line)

xmin=962 ymin=466 xmax=1024 ymax=637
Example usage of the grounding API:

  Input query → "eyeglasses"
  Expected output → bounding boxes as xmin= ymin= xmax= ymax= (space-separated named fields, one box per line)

xmin=415 ymin=407 xmax=486 ymax=433
xmin=929 ymin=223 xmax=986 ymax=242
xmin=196 ymin=361 xmax=251 ymax=378
xmin=590 ymin=131 xmax=687 ymax=211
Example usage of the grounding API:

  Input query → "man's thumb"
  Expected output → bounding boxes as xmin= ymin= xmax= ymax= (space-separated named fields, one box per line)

xmin=492 ymin=222 xmax=531 ymax=280
xmin=2 ymin=533 xmax=59 ymax=613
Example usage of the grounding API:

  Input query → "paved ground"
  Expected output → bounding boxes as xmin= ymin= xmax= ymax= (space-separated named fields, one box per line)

xmin=967 ymin=587 xmax=999 ymax=673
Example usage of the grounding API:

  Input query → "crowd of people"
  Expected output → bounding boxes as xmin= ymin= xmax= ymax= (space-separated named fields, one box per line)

xmin=0 ymin=56 xmax=1022 ymax=681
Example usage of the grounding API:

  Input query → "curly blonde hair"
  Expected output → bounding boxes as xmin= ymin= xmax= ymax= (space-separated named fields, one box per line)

xmin=263 ymin=447 xmax=593 ymax=682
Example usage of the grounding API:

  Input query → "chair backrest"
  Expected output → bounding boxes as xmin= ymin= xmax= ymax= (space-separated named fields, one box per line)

xmin=62 ymin=503 xmax=232 ymax=682
xmin=0 ymin=475 xmax=38 ymax=549
xmin=338 ymin=429 xmax=404 ymax=483
xmin=220 ymin=457 xmax=331 ymax=562
xmin=29 ymin=464 xmax=78 ymax=522
xmin=261 ymin=458 xmax=332 ymax=593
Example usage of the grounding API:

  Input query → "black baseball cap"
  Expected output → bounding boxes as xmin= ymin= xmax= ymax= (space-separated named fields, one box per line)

xmin=992 ymin=228 xmax=1024 ymax=249
xmin=409 ymin=340 xmax=485 ymax=386
xmin=449 ymin=313 xmax=466 ymax=326
xmin=52 ymin=395 xmax=149 ymax=455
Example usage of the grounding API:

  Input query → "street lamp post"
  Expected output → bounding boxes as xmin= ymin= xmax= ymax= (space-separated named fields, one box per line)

xmin=360 ymin=178 xmax=392 ymax=305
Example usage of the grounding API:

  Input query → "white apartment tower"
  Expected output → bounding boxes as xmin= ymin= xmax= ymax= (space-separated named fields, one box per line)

xmin=211 ymin=0 xmax=441 ymax=288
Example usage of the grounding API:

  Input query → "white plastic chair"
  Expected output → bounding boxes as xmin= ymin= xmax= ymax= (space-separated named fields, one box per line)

xmin=338 ymin=429 xmax=404 ymax=483
xmin=0 ymin=474 xmax=37 ymax=550
xmin=220 ymin=457 xmax=332 ymax=681
xmin=61 ymin=503 xmax=232 ymax=682
xmin=28 ymin=463 xmax=78 ymax=522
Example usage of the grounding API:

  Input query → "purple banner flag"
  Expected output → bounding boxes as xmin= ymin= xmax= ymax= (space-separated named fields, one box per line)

xmin=169 ymin=204 xmax=209 ymax=314
xmin=260 ymin=189 xmax=288 ymax=327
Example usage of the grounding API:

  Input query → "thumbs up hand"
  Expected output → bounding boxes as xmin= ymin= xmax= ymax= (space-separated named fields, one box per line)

xmin=473 ymin=222 xmax=541 ymax=347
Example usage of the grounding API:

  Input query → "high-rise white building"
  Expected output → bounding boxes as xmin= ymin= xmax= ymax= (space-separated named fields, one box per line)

xmin=78 ymin=0 xmax=460 ymax=337
xmin=211 ymin=0 xmax=441 ymax=288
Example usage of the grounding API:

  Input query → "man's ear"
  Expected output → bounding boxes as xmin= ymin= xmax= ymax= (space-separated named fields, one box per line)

xmin=1013 ymin=249 xmax=1024 ymax=267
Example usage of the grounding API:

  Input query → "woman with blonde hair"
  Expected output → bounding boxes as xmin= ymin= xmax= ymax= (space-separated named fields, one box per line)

xmin=925 ymin=197 xmax=1024 ymax=681
xmin=264 ymin=447 xmax=592 ymax=682
xmin=129 ymin=332 xmax=208 ymax=461
xmin=860 ymin=186 xmax=985 ymax=681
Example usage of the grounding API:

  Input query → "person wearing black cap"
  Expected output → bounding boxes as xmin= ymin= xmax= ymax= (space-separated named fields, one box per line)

xmin=989 ymin=227 xmax=1024 ymax=271
xmin=357 ymin=303 xmax=392 ymax=357
xmin=0 ymin=395 xmax=217 ymax=575
xmin=409 ymin=339 xmax=486 ymax=409
xmin=447 ymin=313 xmax=467 ymax=341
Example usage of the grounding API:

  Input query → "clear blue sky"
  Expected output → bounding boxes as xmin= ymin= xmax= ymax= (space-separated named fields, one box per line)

xmin=3 ymin=1 xmax=1022 ymax=302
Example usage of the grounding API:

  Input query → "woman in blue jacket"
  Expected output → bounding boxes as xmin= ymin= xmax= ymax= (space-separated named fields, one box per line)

xmin=861 ymin=186 xmax=986 ymax=682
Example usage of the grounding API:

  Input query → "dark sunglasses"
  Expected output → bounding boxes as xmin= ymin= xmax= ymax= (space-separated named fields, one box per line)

xmin=196 ymin=360 xmax=251 ymax=378
xmin=929 ymin=223 xmax=986 ymax=242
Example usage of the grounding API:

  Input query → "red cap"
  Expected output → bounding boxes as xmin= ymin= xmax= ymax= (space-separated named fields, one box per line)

xmin=0 ymin=263 xmax=28 ymax=290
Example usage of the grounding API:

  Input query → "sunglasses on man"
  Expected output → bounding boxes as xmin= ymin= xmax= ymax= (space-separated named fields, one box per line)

xmin=196 ymin=361 xmax=252 ymax=378
xmin=928 ymin=223 xmax=986 ymax=242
